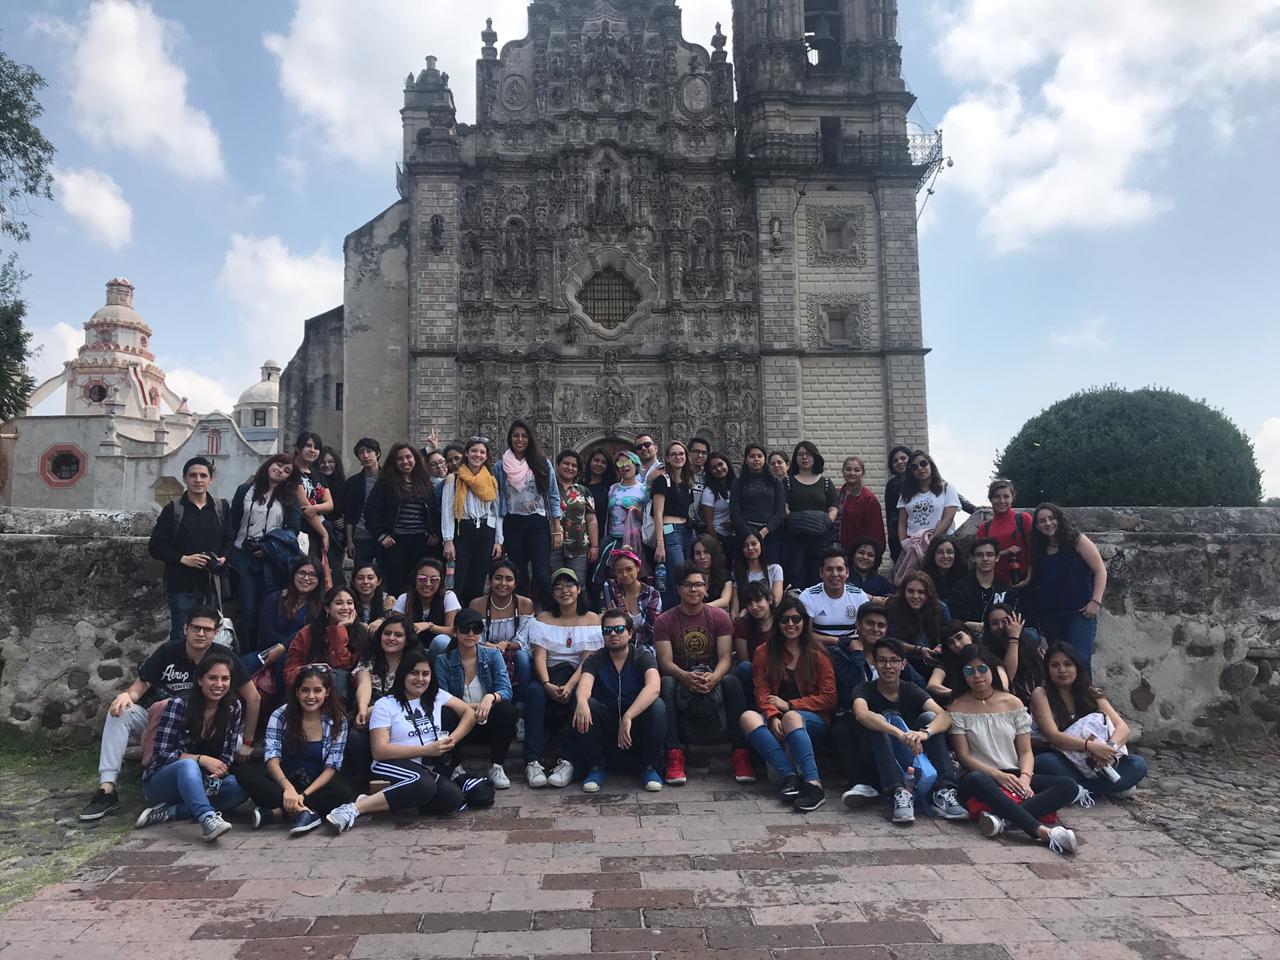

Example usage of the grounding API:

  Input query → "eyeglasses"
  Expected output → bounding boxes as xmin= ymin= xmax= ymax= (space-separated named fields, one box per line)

xmin=679 ymin=581 xmax=707 ymax=590
xmin=963 ymin=664 xmax=991 ymax=677
xmin=601 ymin=624 xmax=629 ymax=636
xmin=416 ymin=575 xmax=442 ymax=584
xmin=874 ymin=658 xmax=905 ymax=668
xmin=910 ymin=461 xmax=930 ymax=471
xmin=187 ymin=624 xmax=218 ymax=635
xmin=295 ymin=571 xmax=319 ymax=580
xmin=778 ymin=614 xmax=804 ymax=625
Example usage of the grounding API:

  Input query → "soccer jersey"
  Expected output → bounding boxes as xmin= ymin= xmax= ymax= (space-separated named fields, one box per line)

xmin=799 ymin=583 xmax=869 ymax=639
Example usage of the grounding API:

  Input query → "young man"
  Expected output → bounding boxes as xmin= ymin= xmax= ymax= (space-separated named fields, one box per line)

xmin=148 ymin=457 xmax=232 ymax=644
xmin=852 ymin=638 xmax=968 ymax=824
xmin=687 ymin=437 xmax=711 ymax=532
xmin=571 ymin=608 xmax=666 ymax=792
xmin=948 ymin=537 xmax=1012 ymax=633
xmin=653 ymin=562 xmax=748 ymax=784
xmin=800 ymin=548 xmax=869 ymax=649
xmin=344 ymin=438 xmax=382 ymax=567
xmin=976 ymin=479 xmax=1034 ymax=585
xmin=634 ymin=434 xmax=662 ymax=484
xmin=79 ymin=605 xmax=261 ymax=821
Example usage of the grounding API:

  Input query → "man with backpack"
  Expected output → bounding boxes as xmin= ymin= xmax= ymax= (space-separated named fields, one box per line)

xmin=148 ymin=457 xmax=232 ymax=644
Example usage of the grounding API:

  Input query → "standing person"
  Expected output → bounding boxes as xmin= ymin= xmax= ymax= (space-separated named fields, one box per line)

xmin=599 ymin=452 xmax=650 ymax=579
xmin=583 ymin=447 xmax=617 ymax=560
xmin=363 ymin=442 xmax=440 ymax=598
xmin=549 ymin=450 xmax=600 ymax=597
xmin=495 ymin=420 xmax=563 ymax=609
xmin=781 ymin=441 xmax=838 ymax=590
xmin=283 ymin=587 xmax=367 ymax=703
xmin=441 ymin=437 xmax=502 ymax=607
xmin=469 ymin=558 xmax=535 ymax=692
xmin=293 ymin=433 xmax=334 ymax=586
xmin=149 ymin=456 xmax=231 ymax=644
xmin=633 ymin=433 xmax=662 ymax=484
xmin=730 ymin=443 xmax=786 ymax=568
xmin=350 ymin=561 xmax=394 ymax=634
xmin=653 ymin=561 xmax=748 ymax=786
xmin=344 ymin=438 xmax=382 ymax=568
xmin=251 ymin=558 xmax=324 ymax=678
xmin=229 ymin=454 xmax=299 ymax=650
xmin=442 ymin=442 xmax=466 ymax=473
xmin=570 ymin=608 xmax=667 ymax=793
xmin=691 ymin=533 xmax=733 ymax=610
xmin=425 ymin=449 xmax=449 ymax=503
xmin=394 ymin=557 xmax=461 ymax=658
xmin=848 ymin=539 xmax=894 ymax=600
xmin=687 ymin=437 xmax=711 ymax=534
xmin=799 ymin=548 xmax=870 ymax=649
xmin=699 ymin=452 xmax=736 ymax=558
xmin=435 ymin=609 xmax=517 ymax=789
xmin=894 ymin=450 xmax=959 ymax=584
xmin=977 ymin=479 xmax=1035 ymax=587
xmin=601 ymin=547 xmax=662 ymax=651
xmin=651 ymin=440 xmax=696 ymax=608
xmin=768 ymin=450 xmax=789 ymax=479
xmin=884 ymin=445 xmax=912 ymax=565
xmin=731 ymin=531 xmax=785 ymax=617
xmin=1029 ymin=503 xmax=1108 ymax=668
xmin=239 ymin=664 xmax=354 ymax=834
xmin=133 ymin=649 xmax=248 ymax=841
xmin=837 ymin=456 xmax=885 ymax=561
xmin=318 ymin=447 xmax=348 ymax=587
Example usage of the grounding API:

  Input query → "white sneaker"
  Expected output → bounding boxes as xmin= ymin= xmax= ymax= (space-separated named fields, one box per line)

xmin=841 ymin=784 xmax=878 ymax=809
xmin=525 ymin=761 xmax=548 ymax=788
xmin=1074 ymin=785 xmax=1096 ymax=808
xmin=324 ymin=802 xmax=360 ymax=834
xmin=547 ymin=759 xmax=574 ymax=788
xmin=489 ymin=763 xmax=511 ymax=789
xmin=1047 ymin=825 xmax=1078 ymax=855
xmin=978 ymin=811 xmax=1006 ymax=838
xmin=451 ymin=764 xmax=467 ymax=780
xmin=199 ymin=812 xmax=232 ymax=842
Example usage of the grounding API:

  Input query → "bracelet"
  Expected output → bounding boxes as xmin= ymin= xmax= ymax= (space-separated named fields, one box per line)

xmin=1088 ymin=598 xmax=1101 ymax=606
xmin=1019 ymin=770 xmax=1032 ymax=778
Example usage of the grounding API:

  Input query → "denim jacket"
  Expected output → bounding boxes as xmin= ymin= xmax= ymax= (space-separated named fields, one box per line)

xmin=434 ymin=645 xmax=514 ymax=702
xmin=494 ymin=457 xmax=563 ymax=520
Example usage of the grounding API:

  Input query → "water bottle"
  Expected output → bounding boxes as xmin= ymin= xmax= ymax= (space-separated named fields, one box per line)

xmin=654 ymin=562 xmax=667 ymax=594
xmin=445 ymin=560 xmax=456 ymax=592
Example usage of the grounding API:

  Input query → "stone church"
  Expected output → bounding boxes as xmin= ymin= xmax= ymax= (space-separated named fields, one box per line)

xmin=283 ymin=0 xmax=938 ymax=481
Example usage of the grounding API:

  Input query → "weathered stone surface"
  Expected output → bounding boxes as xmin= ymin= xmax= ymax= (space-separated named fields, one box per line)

xmin=1221 ymin=661 xmax=1260 ymax=693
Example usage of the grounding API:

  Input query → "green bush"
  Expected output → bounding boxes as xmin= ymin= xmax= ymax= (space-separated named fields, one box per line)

xmin=995 ymin=386 xmax=1262 ymax=507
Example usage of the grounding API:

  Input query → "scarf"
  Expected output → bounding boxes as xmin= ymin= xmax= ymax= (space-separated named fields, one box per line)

xmin=454 ymin=463 xmax=497 ymax=521
xmin=501 ymin=449 xmax=533 ymax=494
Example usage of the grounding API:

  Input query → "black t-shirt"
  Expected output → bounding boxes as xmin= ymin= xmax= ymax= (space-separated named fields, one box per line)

xmin=652 ymin=475 xmax=694 ymax=520
xmin=948 ymin=573 xmax=1012 ymax=624
xmin=137 ymin=642 xmax=246 ymax=707
xmin=853 ymin=679 xmax=931 ymax=720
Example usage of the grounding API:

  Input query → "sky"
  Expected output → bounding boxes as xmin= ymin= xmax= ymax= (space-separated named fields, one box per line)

xmin=5 ymin=0 xmax=1280 ymax=500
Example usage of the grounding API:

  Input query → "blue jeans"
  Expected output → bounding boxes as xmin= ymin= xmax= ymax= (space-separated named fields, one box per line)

xmin=229 ymin=545 xmax=279 ymax=650
xmin=733 ymin=659 xmax=753 ymax=693
xmin=658 ymin=524 xmax=692 ymax=608
xmin=1040 ymin=612 xmax=1098 ymax=670
xmin=745 ymin=712 xmax=825 ymax=782
xmin=143 ymin=757 xmax=248 ymax=822
xmin=167 ymin=592 xmax=198 ymax=645
xmin=1033 ymin=749 xmax=1148 ymax=796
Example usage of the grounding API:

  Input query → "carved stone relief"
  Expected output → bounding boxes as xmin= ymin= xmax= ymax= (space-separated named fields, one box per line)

xmin=806 ymin=294 xmax=874 ymax=350
xmin=807 ymin=204 xmax=870 ymax=267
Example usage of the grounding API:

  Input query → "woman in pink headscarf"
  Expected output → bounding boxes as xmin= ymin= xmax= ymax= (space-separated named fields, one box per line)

xmin=601 ymin=547 xmax=662 ymax=650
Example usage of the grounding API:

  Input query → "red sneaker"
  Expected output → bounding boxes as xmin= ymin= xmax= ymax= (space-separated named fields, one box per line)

xmin=732 ymin=748 xmax=756 ymax=784
xmin=665 ymin=748 xmax=687 ymax=786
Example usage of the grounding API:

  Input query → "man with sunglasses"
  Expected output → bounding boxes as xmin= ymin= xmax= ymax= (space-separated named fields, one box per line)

xmin=634 ymin=434 xmax=662 ymax=484
xmin=570 ymin=609 xmax=666 ymax=792
xmin=800 ymin=548 xmax=870 ymax=649
xmin=852 ymin=638 xmax=967 ymax=824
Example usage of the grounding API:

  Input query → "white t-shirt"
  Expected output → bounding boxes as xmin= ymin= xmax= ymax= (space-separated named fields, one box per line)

xmin=393 ymin=591 xmax=462 ymax=616
xmin=700 ymin=486 xmax=732 ymax=536
xmin=368 ymin=689 xmax=452 ymax=764
xmin=527 ymin=620 xmax=604 ymax=669
xmin=897 ymin=484 xmax=961 ymax=537
xmin=747 ymin=564 xmax=784 ymax=589
xmin=800 ymin=583 xmax=869 ymax=638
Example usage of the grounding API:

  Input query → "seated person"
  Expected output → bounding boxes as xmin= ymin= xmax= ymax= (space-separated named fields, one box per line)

xmin=948 ymin=647 xmax=1080 ymax=856
xmin=799 ymin=548 xmax=870 ymax=649
xmin=80 ymin=605 xmax=259 ymax=822
xmin=739 ymin=598 xmax=834 ymax=811
xmin=435 ymin=608 xmax=517 ymax=789
xmin=976 ymin=478 xmax=1034 ymax=585
xmin=133 ymin=649 xmax=247 ymax=842
xmin=348 ymin=614 xmax=412 ymax=784
xmin=921 ymin=535 xmax=966 ymax=601
xmin=851 ymin=639 xmax=967 ymax=825
xmin=249 ymin=557 xmax=324 ymax=675
xmin=284 ymin=586 xmax=368 ymax=703
xmin=980 ymin=604 xmax=1045 ymax=704
xmin=732 ymin=581 xmax=778 ymax=691
xmin=469 ymin=558 xmax=534 ymax=689
xmin=885 ymin=571 xmax=949 ymax=672
xmin=948 ymin=538 xmax=1013 ymax=632
xmin=351 ymin=561 xmax=395 ymax=634
xmin=238 ymin=664 xmax=355 ymax=834
xmin=1030 ymin=642 xmax=1148 ymax=799
xmin=569 ymin=608 xmax=666 ymax=793
xmin=654 ymin=561 xmax=748 ymax=786
xmin=927 ymin=621 xmax=1010 ymax=703
xmin=393 ymin=557 xmax=461 ymax=658
xmin=848 ymin=538 xmax=894 ymax=601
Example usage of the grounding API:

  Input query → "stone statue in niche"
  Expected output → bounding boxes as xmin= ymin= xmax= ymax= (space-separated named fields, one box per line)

xmin=505 ymin=223 xmax=526 ymax=270
xmin=593 ymin=168 xmax=620 ymax=223
xmin=770 ymin=217 xmax=784 ymax=252
xmin=691 ymin=234 xmax=711 ymax=272
xmin=429 ymin=215 xmax=445 ymax=251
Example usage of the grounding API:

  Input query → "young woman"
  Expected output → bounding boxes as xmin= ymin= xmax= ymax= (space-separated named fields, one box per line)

xmin=768 ymin=450 xmax=789 ymax=478
xmin=730 ymin=443 xmax=786 ymax=568
xmin=894 ymin=451 xmax=959 ymax=584
xmin=601 ymin=547 xmax=662 ymax=651
xmin=982 ymin=605 xmax=1045 ymax=705
xmin=884 ymin=572 xmax=948 ymax=669
xmin=926 ymin=622 xmax=1010 ymax=703
xmin=363 ymin=442 xmax=439 ymax=597
xmin=239 ymin=664 xmax=354 ymax=834
xmin=922 ymin=536 xmax=965 ymax=600
xmin=348 ymin=614 xmax=413 ymax=783
xmin=435 ymin=609 xmax=517 ymax=789
xmin=948 ymin=647 xmax=1080 ymax=855
xmin=318 ymin=446 xmax=347 ymax=587
xmin=284 ymin=586 xmax=367 ymax=705
xmin=394 ymin=557 xmax=461 ymax=659
xmin=836 ymin=456 xmax=885 ymax=560
xmin=230 ymin=453 xmax=300 ymax=648
xmin=1031 ymin=643 xmax=1148 ymax=798
xmin=699 ymin=451 xmax=736 ymax=558
xmin=350 ymin=561 xmax=394 ymax=634
xmin=739 ymin=597 xmax=834 ymax=812
xmin=884 ymin=445 xmax=912 ymax=564
xmin=732 ymin=581 xmax=778 ymax=690
xmin=976 ymin=478 xmax=1034 ymax=585
xmin=135 ymin=650 xmax=246 ymax=841
xmin=849 ymin=538 xmax=894 ymax=600
xmin=1029 ymin=503 xmax=1108 ymax=667
xmin=550 ymin=450 xmax=600 ymax=598
xmin=323 ymin=648 xmax=477 ymax=832
xmin=781 ymin=441 xmax=839 ymax=590
xmin=651 ymin=440 xmax=696 ymax=606
xmin=249 ymin=557 xmax=323 ymax=679
xmin=441 ymin=437 xmax=502 ymax=607
xmin=425 ymin=449 xmax=449 ymax=501
xmin=583 ymin=447 xmax=617 ymax=557
xmin=691 ymin=533 xmax=733 ymax=611
xmin=495 ymin=420 xmax=563 ymax=608
xmin=598 ymin=452 xmax=650 ymax=579
xmin=293 ymin=432 xmax=334 ymax=586
xmin=469 ymin=558 xmax=535 ymax=690
xmin=523 ymin=569 xmax=603 ymax=789
xmin=732 ymin=531 xmax=784 ymax=617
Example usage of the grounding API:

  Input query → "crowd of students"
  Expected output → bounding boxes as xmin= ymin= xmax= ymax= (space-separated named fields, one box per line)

xmin=77 ymin=424 xmax=1143 ymax=859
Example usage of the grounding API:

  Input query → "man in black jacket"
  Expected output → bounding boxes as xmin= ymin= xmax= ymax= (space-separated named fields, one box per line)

xmin=148 ymin=457 xmax=231 ymax=643
xmin=343 ymin=437 xmax=382 ymax=567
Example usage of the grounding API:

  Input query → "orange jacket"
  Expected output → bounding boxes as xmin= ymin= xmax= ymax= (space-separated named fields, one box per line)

xmin=284 ymin=624 xmax=360 ymax=687
xmin=751 ymin=643 xmax=836 ymax=721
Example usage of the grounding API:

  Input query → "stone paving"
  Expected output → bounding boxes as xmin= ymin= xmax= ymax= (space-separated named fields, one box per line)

xmin=3 ymin=755 xmax=1279 ymax=960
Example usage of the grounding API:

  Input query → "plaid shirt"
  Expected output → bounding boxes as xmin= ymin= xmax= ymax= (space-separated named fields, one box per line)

xmin=143 ymin=696 xmax=243 ymax=782
xmin=263 ymin=705 xmax=348 ymax=770
xmin=603 ymin=579 xmax=663 ymax=650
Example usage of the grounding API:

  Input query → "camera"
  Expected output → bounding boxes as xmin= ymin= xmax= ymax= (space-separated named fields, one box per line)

xmin=242 ymin=537 xmax=262 ymax=553
xmin=202 ymin=551 xmax=226 ymax=570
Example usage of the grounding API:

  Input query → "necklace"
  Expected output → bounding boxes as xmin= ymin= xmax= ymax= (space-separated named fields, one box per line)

xmin=974 ymin=691 xmax=993 ymax=705
xmin=488 ymin=594 xmax=514 ymax=613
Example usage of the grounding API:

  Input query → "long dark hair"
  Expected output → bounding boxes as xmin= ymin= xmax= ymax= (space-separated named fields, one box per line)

xmin=691 ymin=533 xmax=728 ymax=599
xmin=351 ymin=561 xmax=389 ymax=624
xmin=959 ymin=645 xmax=1008 ymax=695
xmin=483 ymin=558 xmax=526 ymax=637
xmin=584 ymin=447 xmax=618 ymax=487
xmin=282 ymin=664 xmax=347 ymax=755
xmin=767 ymin=596 xmax=820 ymax=693
xmin=982 ymin=604 xmax=1046 ymax=704
xmin=905 ymin=449 xmax=945 ymax=497
xmin=922 ymin=535 xmax=965 ymax=593
xmin=1042 ymin=641 xmax=1101 ymax=729
xmin=733 ymin=531 xmax=770 ymax=600
xmin=885 ymin=571 xmax=945 ymax=646
xmin=704 ymin=452 xmax=735 ymax=499
xmin=789 ymin=440 xmax=825 ymax=475
xmin=294 ymin=431 xmax=322 ymax=459
xmin=282 ymin=557 xmax=324 ymax=619
xmin=380 ymin=442 xmax=433 ymax=502
xmin=742 ymin=442 xmax=767 ymax=472
xmin=183 ymin=649 xmax=238 ymax=745
xmin=1029 ymin=502 xmax=1082 ymax=571
xmin=507 ymin=419 xmax=549 ymax=493
xmin=368 ymin=614 xmax=412 ymax=683
xmin=937 ymin=620 xmax=977 ymax=695
xmin=392 ymin=646 xmax=440 ymax=715
xmin=251 ymin=453 xmax=297 ymax=503
xmin=407 ymin=557 xmax=449 ymax=627
xmin=305 ymin=586 xmax=368 ymax=666
xmin=740 ymin=580 xmax=777 ymax=649
xmin=887 ymin=444 xmax=913 ymax=476
xmin=319 ymin=446 xmax=346 ymax=512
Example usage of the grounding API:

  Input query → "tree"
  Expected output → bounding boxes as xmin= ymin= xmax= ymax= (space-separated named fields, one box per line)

xmin=0 ymin=46 xmax=55 ymax=244
xmin=0 ymin=256 xmax=33 ymax=420
xmin=995 ymin=386 xmax=1263 ymax=508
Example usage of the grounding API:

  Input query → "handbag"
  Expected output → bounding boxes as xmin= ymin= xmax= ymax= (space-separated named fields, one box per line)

xmin=785 ymin=510 xmax=832 ymax=541
xmin=1061 ymin=712 xmax=1127 ymax=778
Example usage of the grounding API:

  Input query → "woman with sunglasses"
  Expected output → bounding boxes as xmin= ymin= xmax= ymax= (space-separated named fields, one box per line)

xmin=598 ymin=452 xmax=650 ymax=580
xmin=523 ymin=568 xmax=603 ymax=788
xmin=441 ymin=437 xmax=502 ymax=607
xmin=601 ymin=547 xmax=662 ymax=651
xmin=739 ymin=597 xmax=834 ymax=811
xmin=948 ymin=647 xmax=1080 ymax=855
xmin=393 ymin=557 xmax=460 ymax=659
xmin=435 ymin=608 xmax=516 ymax=789
xmin=893 ymin=450 xmax=958 ymax=584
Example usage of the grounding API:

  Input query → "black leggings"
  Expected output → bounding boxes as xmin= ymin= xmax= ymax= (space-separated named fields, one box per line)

xmin=236 ymin=763 xmax=354 ymax=817
xmin=444 ymin=698 xmax=517 ymax=764
xmin=370 ymin=759 xmax=464 ymax=814
xmin=957 ymin=770 xmax=1077 ymax=839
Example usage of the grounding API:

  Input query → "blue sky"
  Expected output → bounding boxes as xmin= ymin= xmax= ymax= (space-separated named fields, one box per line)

xmin=6 ymin=0 xmax=1280 ymax=498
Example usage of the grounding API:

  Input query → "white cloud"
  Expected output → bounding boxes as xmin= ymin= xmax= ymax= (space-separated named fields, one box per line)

xmin=1256 ymin=417 xmax=1280 ymax=499
xmin=54 ymin=166 xmax=133 ymax=250
xmin=164 ymin=367 xmax=237 ymax=415
xmin=27 ymin=322 xmax=83 ymax=387
xmin=54 ymin=0 xmax=224 ymax=180
xmin=934 ymin=1 xmax=1280 ymax=252
xmin=1048 ymin=315 xmax=1109 ymax=349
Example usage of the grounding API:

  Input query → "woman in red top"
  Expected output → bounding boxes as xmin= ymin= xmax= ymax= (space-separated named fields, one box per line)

xmin=739 ymin=596 xmax=835 ymax=812
xmin=837 ymin=456 xmax=885 ymax=561
xmin=285 ymin=586 xmax=368 ymax=709
xmin=977 ymin=479 xmax=1034 ymax=585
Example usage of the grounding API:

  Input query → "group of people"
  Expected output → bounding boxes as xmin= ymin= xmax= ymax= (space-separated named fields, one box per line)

xmin=76 ymin=423 xmax=1143 ymax=858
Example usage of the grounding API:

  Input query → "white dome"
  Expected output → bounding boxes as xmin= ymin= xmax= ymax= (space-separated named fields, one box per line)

xmin=236 ymin=377 xmax=279 ymax=407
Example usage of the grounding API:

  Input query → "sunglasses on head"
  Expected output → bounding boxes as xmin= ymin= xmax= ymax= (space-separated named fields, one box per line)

xmin=963 ymin=664 xmax=991 ymax=677
xmin=601 ymin=624 xmax=629 ymax=636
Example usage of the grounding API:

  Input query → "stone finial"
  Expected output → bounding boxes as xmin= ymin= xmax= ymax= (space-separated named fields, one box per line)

xmin=481 ymin=17 xmax=498 ymax=60
xmin=711 ymin=22 xmax=727 ymax=62
xmin=105 ymin=277 xmax=134 ymax=307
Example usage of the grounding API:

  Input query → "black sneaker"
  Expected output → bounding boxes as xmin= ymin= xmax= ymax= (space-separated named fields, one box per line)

xmin=794 ymin=781 xmax=827 ymax=813
xmin=79 ymin=788 xmax=120 ymax=822
xmin=780 ymin=774 xmax=802 ymax=799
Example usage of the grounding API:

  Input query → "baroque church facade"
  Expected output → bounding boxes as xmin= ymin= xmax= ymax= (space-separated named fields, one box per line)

xmin=284 ymin=0 xmax=938 ymax=480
